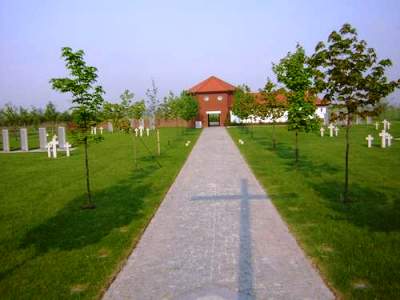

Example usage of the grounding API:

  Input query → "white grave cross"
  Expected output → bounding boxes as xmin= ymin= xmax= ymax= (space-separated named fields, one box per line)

xmin=382 ymin=120 xmax=388 ymax=131
xmin=334 ymin=126 xmax=339 ymax=137
xmin=134 ymin=128 xmax=139 ymax=137
xmin=328 ymin=124 xmax=335 ymax=137
xmin=99 ymin=127 xmax=103 ymax=135
xmin=365 ymin=135 xmax=374 ymax=148
xmin=375 ymin=122 xmax=379 ymax=130
xmin=320 ymin=127 xmax=325 ymax=137
xmin=65 ymin=142 xmax=72 ymax=157
xmin=386 ymin=133 xmax=393 ymax=147
xmin=379 ymin=130 xmax=386 ymax=148
xmin=146 ymin=128 xmax=150 ymax=137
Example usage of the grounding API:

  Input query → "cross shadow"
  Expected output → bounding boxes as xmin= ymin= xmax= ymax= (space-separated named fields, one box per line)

xmin=192 ymin=179 xmax=266 ymax=299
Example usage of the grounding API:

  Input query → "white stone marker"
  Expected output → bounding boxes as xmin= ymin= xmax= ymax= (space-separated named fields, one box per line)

xmin=107 ymin=122 xmax=113 ymax=133
xmin=20 ymin=128 xmax=29 ymax=151
xmin=134 ymin=128 xmax=139 ymax=137
xmin=365 ymin=135 xmax=374 ymax=148
xmin=99 ymin=127 xmax=103 ymax=135
xmin=320 ymin=127 xmax=325 ymax=137
xmin=139 ymin=126 xmax=143 ymax=137
xmin=387 ymin=121 xmax=391 ymax=130
xmin=386 ymin=133 xmax=393 ymax=147
xmin=146 ymin=128 xmax=150 ymax=137
xmin=39 ymin=128 xmax=47 ymax=150
xmin=375 ymin=122 xmax=379 ymax=130
xmin=328 ymin=124 xmax=335 ymax=137
xmin=65 ymin=142 xmax=72 ymax=157
xmin=93 ymin=127 xmax=97 ymax=135
xmin=58 ymin=127 xmax=66 ymax=149
xmin=2 ymin=129 xmax=10 ymax=152
xmin=379 ymin=130 xmax=386 ymax=148
xmin=334 ymin=126 xmax=339 ymax=137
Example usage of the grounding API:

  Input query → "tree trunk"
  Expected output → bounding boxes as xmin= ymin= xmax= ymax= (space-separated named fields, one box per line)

xmin=133 ymin=134 xmax=137 ymax=168
xmin=82 ymin=135 xmax=95 ymax=209
xmin=295 ymin=130 xmax=299 ymax=165
xmin=272 ymin=121 xmax=276 ymax=149
xmin=344 ymin=115 xmax=351 ymax=202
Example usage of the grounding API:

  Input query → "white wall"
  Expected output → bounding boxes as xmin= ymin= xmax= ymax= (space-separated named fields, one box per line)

xmin=230 ymin=106 xmax=329 ymax=124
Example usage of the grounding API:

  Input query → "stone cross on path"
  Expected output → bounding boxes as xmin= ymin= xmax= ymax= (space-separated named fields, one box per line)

xmin=192 ymin=179 xmax=265 ymax=297
xmin=65 ymin=142 xmax=72 ymax=157
xmin=328 ymin=124 xmax=335 ymax=137
xmin=365 ymin=135 xmax=374 ymax=148
xmin=320 ymin=127 xmax=325 ymax=137
xmin=379 ymin=130 xmax=386 ymax=148
xmin=334 ymin=126 xmax=339 ymax=137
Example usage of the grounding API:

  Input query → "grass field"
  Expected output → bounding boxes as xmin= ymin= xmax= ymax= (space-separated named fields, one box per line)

xmin=0 ymin=128 xmax=200 ymax=299
xmin=228 ymin=122 xmax=400 ymax=299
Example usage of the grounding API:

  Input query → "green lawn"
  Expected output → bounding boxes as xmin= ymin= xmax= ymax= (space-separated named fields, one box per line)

xmin=228 ymin=123 xmax=400 ymax=300
xmin=0 ymin=128 xmax=201 ymax=299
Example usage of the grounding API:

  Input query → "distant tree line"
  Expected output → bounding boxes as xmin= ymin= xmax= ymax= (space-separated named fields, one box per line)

xmin=0 ymin=101 xmax=72 ymax=128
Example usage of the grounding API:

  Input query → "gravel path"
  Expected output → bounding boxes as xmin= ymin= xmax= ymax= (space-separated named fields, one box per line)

xmin=103 ymin=127 xmax=334 ymax=300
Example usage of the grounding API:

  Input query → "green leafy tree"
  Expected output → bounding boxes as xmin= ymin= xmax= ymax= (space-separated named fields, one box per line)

xmin=30 ymin=107 xmax=44 ymax=128
xmin=257 ymin=79 xmax=288 ymax=149
xmin=50 ymin=47 xmax=105 ymax=209
xmin=2 ymin=103 xmax=20 ymax=140
xmin=310 ymin=23 xmax=400 ymax=202
xmin=178 ymin=91 xmax=198 ymax=124
xmin=130 ymin=100 xmax=146 ymax=121
xmin=232 ymin=84 xmax=257 ymax=136
xmin=273 ymin=45 xmax=319 ymax=164
xmin=44 ymin=101 xmax=59 ymax=131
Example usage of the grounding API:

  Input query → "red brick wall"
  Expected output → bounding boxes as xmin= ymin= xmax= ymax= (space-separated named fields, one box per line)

xmin=194 ymin=92 xmax=233 ymax=127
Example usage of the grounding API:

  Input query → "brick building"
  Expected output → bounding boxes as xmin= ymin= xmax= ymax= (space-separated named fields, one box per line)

xmin=188 ymin=76 xmax=236 ymax=127
xmin=188 ymin=75 xmax=330 ymax=127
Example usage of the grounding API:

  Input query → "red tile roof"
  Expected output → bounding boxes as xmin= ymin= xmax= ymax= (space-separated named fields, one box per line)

xmin=188 ymin=76 xmax=236 ymax=94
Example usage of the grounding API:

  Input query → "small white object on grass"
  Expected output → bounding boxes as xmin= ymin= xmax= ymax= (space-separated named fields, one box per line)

xmin=334 ymin=126 xmax=339 ymax=137
xmin=379 ymin=130 xmax=386 ymax=148
xmin=65 ymin=142 xmax=72 ymax=157
xmin=386 ymin=133 xmax=393 ymax=147
xmin=99 ymin=127 xmax=103 ymax=135
xmin=238 ymin=139 xmax=244 ymax=145
xmin=365 ymin=135 xmax=374 ymax=148
xmin=320 ymin=127 xmax=325 ymax=137
xmin=146 ymin=128 xmax=150 ymax=137
xmin=328 ymin=124 xmax=335 ymax=137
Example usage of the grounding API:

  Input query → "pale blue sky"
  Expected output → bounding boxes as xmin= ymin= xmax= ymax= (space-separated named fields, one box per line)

xmin=1 ymin=0 xmax=399 ymax=110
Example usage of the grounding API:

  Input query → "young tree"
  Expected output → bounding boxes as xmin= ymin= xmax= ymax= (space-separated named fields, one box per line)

xmin=146 ymin=79 xmax=159 ymax=128
xmin=273 ymin=45 xmax=319 ymax=164
xmin=257 ymin=79 xmax=287 ymax=149
xmin=129 ymin=100 xmax=146 ymax=121
xmin=178 ymin=91 xmax=198 ymax=129
xmin=50 ymin=47 xmax=105 ymax=209
xmin=232 ymin=84 xmax=257 ymax=136
xmin=310 ymin=23 xmax=400 ymax=202
xmin=2 ymin=103 xmax=20 ymax=140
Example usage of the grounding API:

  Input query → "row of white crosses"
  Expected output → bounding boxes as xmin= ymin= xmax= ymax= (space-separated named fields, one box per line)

xmin=47 ymin=135 xmax=72 ymax=158
xmin=91 ymin=126 xmax=104 ymax=135
xmin=134 ymin=126 xmax=150 ymax=137
xmin=367 ymin=119 xmax=393 ymax=148
xmin=320 ymin=123 xmax=339 ymax=137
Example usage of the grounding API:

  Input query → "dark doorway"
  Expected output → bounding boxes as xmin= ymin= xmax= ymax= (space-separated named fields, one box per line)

xmin=208 ymin=113 xmax=220 ymax=127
